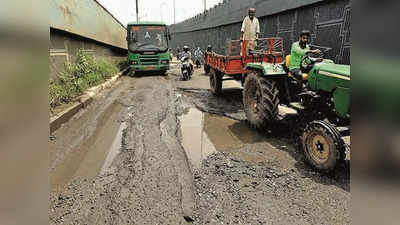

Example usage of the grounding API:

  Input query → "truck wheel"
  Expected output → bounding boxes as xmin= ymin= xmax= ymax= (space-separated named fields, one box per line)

xmin=210 ymin=69 xmax=222 ymax=95
xmin=302 ymin=120 xmax=342 ymax=172
xmin=204 ymin=64 xmax=210 ymax=75
xmin=160 ymin=70 xmax=168 ymax=76
xmin=243 ymin=70 xmax=279 ymax=129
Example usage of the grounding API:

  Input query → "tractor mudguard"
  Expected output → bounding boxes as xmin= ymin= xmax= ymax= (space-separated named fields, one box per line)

xmin=333 ymin=87 xmax=350 ymax=118
xmin=246 ymin=63 xmax=287 ymax=76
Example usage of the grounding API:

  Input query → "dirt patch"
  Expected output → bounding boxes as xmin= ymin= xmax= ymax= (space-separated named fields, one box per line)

xmin=191 ymin=152 xmax=350 ymax=225
xmin=50 ymin=76 xmax=194 ymax=224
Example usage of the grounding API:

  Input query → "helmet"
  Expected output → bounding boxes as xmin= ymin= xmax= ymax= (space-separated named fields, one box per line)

xmin=183 ymin=45 xmax=189 ymax=52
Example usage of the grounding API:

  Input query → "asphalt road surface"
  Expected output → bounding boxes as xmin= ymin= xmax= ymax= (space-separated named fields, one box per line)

xmin=50 ymin=64 xmax=350 ymax=225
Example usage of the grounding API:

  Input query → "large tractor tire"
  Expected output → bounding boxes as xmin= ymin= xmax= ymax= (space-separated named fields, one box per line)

xmin=210 ymin=69 xmax=222 ymax=95
xmin=243 ymin=70 xmax=279 ymax=129
xmin=301 ymin=120 xmax=343 ymax=172
xmin=204 ymin=64 xmax=211 ymax=75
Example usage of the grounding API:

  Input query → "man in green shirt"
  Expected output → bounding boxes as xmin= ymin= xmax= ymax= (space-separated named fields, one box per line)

xmin=289 ymin=30 xmax=321 ymax=80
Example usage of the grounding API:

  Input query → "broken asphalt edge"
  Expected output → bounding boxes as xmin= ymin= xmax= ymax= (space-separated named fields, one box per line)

xmin=50 ymin=67 xmax=130 ymax=134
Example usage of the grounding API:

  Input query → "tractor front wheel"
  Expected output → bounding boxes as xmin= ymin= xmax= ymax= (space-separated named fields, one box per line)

xmin=210 ymin=69 xmax=222 ymax=95
xmin=302 ymin=120 xmax=343 ymax=172
xmin=243 ymin=70 xmax=279 ymax=129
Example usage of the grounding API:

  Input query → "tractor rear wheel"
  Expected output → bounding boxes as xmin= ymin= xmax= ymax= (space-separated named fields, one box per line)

xmin=210 ymin=69 xmax=222 ymax=95
xmin=302 ymin=120 xmax=343 ymax=172
xmin=243 ymin=70 xmax=280 ymax=129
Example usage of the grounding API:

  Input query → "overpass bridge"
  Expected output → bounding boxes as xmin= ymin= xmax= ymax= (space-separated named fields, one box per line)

xmin=50 ymin=0 xmax=128 ymax=79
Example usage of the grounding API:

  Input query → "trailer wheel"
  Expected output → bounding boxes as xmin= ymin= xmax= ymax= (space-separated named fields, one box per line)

xmin=204 ymin=64 xmax=210 ymax=75
xmin=210 ymin=69 xmax=222 ymax=95
xmin=302 ymin=120 xmax=343 ymax=172
xmin=243 ymin=70 xmax=279 ymax=129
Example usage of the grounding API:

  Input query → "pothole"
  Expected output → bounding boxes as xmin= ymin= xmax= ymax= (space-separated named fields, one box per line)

xmin=179 ymin=107 xmax=268 ymax=168
xmin=51 ymin=102 xmax=126 ymax=190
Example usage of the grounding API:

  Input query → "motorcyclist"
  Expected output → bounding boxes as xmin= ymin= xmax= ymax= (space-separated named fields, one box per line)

xmin=181 ymin=45 xmax=193 ymax=74
xmin=289 ymin=30 xmax=321 ymax=80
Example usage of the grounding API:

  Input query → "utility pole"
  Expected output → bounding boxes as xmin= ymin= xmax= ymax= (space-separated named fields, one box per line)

xmin=173 ymin=0 xmax=176 ymax=24
xmin=204 ymin=0 xmax=206 ymax=12
xmin=136 ymin=0 xmax=139 ymax=22
xmin=160 ymin=2 xmax=167 ymax=23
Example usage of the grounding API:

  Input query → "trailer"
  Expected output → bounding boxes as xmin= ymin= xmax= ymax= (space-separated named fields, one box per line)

xmin=204 ymin=38 xmax=285 ymax=94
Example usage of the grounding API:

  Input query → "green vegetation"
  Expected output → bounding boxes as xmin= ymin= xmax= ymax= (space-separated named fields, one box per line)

xmin=50 ymin=49 xmax=122 ymax=108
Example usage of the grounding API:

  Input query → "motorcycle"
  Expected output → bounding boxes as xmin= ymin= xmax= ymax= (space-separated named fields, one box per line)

xmin=180 ymin=55 xmax=192 ymax=81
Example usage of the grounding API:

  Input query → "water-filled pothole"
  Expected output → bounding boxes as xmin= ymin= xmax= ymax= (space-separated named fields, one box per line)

xmin=51 ymin=102 xmax=126 ymax=190
xmin=179 ymin=107 xmax=267 ymax=168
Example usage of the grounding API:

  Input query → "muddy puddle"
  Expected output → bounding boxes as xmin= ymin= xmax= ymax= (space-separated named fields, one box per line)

xmin=179 ymin=107 xmax=272 ymax=168
xmin=51 ymin=102 xmax=126 ymax=190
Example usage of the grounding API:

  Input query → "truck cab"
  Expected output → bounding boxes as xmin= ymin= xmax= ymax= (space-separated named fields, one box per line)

xmin=126 ymin=21 xmax=171 ymax=74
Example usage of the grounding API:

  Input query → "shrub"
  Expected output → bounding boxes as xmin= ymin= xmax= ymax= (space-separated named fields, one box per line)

xmin=50 ymin=49 xmax=123 ymax=108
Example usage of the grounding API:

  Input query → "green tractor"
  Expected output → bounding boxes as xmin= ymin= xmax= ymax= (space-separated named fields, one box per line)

xmin=243 ymin=46 xmax=350 ymax=172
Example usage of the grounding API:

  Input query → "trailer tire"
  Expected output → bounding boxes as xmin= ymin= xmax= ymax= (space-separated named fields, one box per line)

xmin=210 ymin=69 xmax=222 ymax=95
xmin=243 ymin=70 xmax=279 ymax=129
xmin=204 ymin=64 xmax=210 ymax=75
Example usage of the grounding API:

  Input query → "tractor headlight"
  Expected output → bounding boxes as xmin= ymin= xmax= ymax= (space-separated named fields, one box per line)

xmin=131 ymin=60 xmax=138 ymax=65
xmin=161 ymin=60 xmax=169 ymax=64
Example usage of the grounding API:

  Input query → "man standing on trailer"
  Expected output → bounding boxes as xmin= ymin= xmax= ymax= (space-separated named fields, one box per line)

xmin=240 ymin=8 xmax=260 ymax=54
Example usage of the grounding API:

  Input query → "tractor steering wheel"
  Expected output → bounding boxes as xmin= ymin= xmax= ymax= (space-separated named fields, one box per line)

xmin=300 ymin=50 xmax=326 ymax=73
xmin=300 ymin=53 xmax=316 ymax=73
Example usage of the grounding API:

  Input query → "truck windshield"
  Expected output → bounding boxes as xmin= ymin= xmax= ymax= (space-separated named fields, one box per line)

xmin=128 ymin=26 xmax=168 ymax=52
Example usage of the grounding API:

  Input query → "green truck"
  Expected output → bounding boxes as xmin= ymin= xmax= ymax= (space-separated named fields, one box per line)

xmin=126 ymin=21 xmax=171 ymax=75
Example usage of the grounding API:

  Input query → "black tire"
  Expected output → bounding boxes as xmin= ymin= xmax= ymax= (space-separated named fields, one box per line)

xmin=128 ymin=68 xmax=135 ymax=77
xmin=302 ymin=120 xmax=343 ymax=172
xmin=204 ymin=64 xmax=211 ymax=75
xmin=209 ymin=69 xmax=223 ymax=95
xmin=158 ymin=70 xmax=167 ymax=76
xmin=243 ymin=70 xmax=279 ymax=129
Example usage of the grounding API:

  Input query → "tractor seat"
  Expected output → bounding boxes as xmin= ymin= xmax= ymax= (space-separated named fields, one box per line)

xmin=282 ymin=55 xmax=291 ymax=73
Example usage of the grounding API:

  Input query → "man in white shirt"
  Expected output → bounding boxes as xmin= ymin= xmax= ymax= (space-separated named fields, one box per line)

xmin=240 ymin=8 xmax=260 ymax=54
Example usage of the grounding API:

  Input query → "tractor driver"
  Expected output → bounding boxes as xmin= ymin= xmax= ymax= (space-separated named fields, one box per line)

xmin=289 ymin=30 xmax=321 ymax=80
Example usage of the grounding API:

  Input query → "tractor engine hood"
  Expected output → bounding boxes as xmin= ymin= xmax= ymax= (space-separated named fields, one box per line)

xmin=314 ymin=63 xmax=350 ymax=78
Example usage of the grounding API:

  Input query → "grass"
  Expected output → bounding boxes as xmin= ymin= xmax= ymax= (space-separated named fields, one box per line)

xmin=50 ymin=49 xmax=124 ymax=108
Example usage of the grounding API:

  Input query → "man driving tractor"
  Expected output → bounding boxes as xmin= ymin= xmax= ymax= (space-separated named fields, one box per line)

xmin=289 ymin=30 xmax=321 ymax=80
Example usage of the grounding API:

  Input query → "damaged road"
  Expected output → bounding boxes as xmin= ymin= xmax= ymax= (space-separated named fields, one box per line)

xmin=50 ymin=66 xmax=350 ymax=225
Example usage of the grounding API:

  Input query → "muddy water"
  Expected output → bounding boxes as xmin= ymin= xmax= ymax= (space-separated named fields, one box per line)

xmin=51 ymin=102 xmax=126 ymax=190
xmin=179 ymin=107 xmax=270 ymax=168
xmin=179 ymin=108 xmax=216 ymax=168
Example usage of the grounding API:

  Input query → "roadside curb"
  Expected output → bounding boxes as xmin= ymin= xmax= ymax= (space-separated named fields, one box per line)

xmin=50 ymin=67 xmax=129 ymax=133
